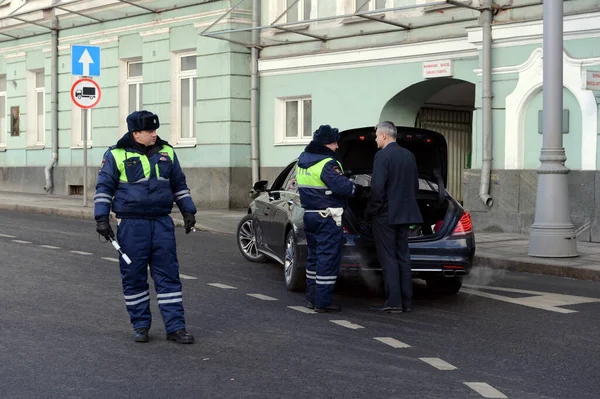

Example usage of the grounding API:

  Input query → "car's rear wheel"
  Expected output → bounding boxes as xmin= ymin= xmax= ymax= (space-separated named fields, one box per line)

xmin=426 ymin=276 xmax=463 ymax=295
xmin=237 ymin=215 xmax=267 ymax=263
xmin=284 ymin=229 xmax=305 ymax=292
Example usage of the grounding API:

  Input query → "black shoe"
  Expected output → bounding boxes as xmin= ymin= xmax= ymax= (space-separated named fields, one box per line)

xmin=402 ymin=308 xmax=412 ymax=313
xmin=166 ymin=329 xmax=195 ymax=344
xmin=134 ymin=328 xmax=149 ymax=343
xmin=314 ymin=304 xmax=341 ymax=313
xmin=370 ymin=305 xmax=402 ymax=313
xmin=305 ymin=300 xmax=315 ymax=309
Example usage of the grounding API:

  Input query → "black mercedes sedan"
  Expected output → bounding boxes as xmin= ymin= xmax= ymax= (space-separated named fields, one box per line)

xmin=235 ymin=126 xmax=476 ymax=295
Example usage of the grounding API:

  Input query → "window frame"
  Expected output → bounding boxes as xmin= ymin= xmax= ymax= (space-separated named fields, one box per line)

xmin=275 ymin=95 xmax=313 ymax=145
xmin=126 ymin=60 xmax=143 ymax=114
xmin=281 ymin=0 xmax=313 ymax=23
xmin=176 ymin=51 xmax=197 ymax=145
xmin=355 ymin=0 xmax=389 ymax=12
xmin=0 ymin=75 xmax=6 ymax=147
xmin=34 ymin=70 xmax=45 ymax=146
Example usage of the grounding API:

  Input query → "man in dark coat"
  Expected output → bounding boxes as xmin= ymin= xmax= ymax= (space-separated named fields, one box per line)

xmin=365 ymin=121 xmax=423 ymax=313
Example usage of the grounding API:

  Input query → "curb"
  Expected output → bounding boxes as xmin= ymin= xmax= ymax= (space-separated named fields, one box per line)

xmin=0 ymin=203 xmax=228 ymax=235
xmin=474 ymin=254 xmax=600 ymax=282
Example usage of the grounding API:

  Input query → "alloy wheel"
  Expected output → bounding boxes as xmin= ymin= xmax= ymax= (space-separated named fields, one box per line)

xmin=284 ymin=233 xmax=295 ymax=284
xmin=239 ymin=219 xmax=260 ymax=259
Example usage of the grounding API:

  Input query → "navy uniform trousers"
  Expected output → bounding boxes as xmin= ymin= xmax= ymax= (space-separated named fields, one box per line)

xmin=303 ymin=212 xmax=343 ymax=308
xmin=117 ymin=215 xmax=186 ymax=333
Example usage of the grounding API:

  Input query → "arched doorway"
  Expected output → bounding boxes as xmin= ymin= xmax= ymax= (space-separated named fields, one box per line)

xmin=380 ymin=78 xmax=476 ymax=203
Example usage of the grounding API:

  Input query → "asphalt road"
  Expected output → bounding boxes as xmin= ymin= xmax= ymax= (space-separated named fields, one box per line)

xmin=0 ymin=210 xmax=599 ymax=399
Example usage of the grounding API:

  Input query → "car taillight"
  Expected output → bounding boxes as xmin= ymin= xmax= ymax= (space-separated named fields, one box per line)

xmin=342 ymin=225 xmax=350 ymax=234
xmin=451 ymin=212 xmax=472 ymax=237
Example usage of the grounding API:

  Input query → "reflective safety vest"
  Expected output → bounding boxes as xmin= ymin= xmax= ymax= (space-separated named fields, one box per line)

xmin=110 ymin=145 xmax=174 ymax=183
xmin=296 ymin=157 xmax=343 ymax=190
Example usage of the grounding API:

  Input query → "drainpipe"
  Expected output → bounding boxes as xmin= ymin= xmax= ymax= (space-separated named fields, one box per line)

xmin=250 ymin=0 xmax=260 ymax=183
xmin=478 ymin=0 xmax=493 ymax=207
xmin=44 ymin=14 xmax=58 ymax=193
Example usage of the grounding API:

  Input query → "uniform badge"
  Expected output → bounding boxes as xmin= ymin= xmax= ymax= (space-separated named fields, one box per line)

xmin=159 ymin=157 xmax=167 ymax=161
xmin=99 ymin=158 xmax=106 ymax=172
xmin=332 ymin=166 xmax=342 ymax=175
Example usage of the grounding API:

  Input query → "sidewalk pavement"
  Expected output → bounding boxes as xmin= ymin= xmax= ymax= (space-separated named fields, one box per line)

xmin=1 ymin=191 xmax=599 ymax=282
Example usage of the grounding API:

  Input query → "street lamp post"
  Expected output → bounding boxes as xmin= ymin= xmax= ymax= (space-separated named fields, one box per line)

xmin=528 ymin=0 xmax=578 ymax=257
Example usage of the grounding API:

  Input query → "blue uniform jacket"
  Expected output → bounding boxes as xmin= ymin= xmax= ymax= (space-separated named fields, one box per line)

xmin=297 ymin=141 xmax=355 ymax=211
xmin=94 ymin=133 xmax=197 ymax=221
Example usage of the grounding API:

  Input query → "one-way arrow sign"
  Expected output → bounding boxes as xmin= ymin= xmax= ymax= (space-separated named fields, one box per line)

xmin=71 ymin=45 xmax=100 ymax=77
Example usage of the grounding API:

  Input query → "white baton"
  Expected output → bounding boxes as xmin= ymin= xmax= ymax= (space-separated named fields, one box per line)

xmin=109 ymin=237 xmax=132 ymax=265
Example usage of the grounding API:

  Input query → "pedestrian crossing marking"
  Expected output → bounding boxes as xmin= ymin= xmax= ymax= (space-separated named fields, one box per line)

xmin=287 ymin=306 xmax=316 ymax=314
xmin=419 ymin=357 xmax=457 ymax=371
xmin=207 ymin=283 xmax=237 ymax=289
xmin=0 ymin=234 xmax=16 ymax=238
xmin=101 ymin=257 xmax=119 ymax=263
xmin=463 ymin=284 xmax=600 ymax=313
xmin=464 ymin=382 xmax=507 ymax=398
xmin=330 ymin=320 xmax=364 ymax=330
xmin=40 ymin=245 xmax=61 ymax=249
xmin=11 ymin=240 xmax=31 ymax=244
xmin=70 ymin=251 xmax=93 ymax=256
xmin=180 ymin=274 xmax=198 ymax=280
xmin=374 ymin=337 xmax=411 ymax=349
xmin=247 ymin=294 xmax=278 ymax=301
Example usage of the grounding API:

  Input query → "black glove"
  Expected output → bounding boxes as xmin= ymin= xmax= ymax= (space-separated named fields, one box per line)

xmin=96 ymin=218 xmax=115 ymax=240
xmin=183 ymin=212 xmax=196 ymax=234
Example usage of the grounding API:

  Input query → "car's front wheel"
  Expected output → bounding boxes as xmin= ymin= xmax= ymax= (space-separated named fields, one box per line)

xmin=236 ymin=214 xmax=267 ymax=263
xmin=426 ymin=276 xmax=463 ymax=295
xmin=284 ymin=229 xmax=305 ymax=292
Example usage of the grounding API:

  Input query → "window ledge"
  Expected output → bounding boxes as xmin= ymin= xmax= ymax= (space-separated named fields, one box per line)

xmin=0 ymin=146 xmax=6 ymax=152
xmin=174 ymin=141 xmax=197 ymax=148
xmin=26 ymin=145 xmax=45 ymax=150
xmin=423 ymin=0 xmax=473 ymax=12
xmin=342 ymin=13 xmax=386 ymax=25
xmin=71 ymin=144 xmax=93 ymax=149
xmin=274 ymin=141 xmax=311 ymax=147
xmin=273 ymin=23 xmax=310 ymax=34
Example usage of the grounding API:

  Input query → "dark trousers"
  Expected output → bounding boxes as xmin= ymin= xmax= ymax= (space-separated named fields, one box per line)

xmin=117 ymin=216 xmax=186 ymax=333
xmin=304 ymin=212 xmax=343 ymax=308
xmin=372 ymin=216 xmax=412 ymax=308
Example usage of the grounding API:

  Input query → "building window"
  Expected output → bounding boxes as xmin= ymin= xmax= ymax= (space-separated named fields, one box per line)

xmin=0 ymin=75 xmax=5 ymax=147
xmin=286 ymin=0 xmax=312 ymax=22
xmin=178 ymin=53 xmax=197 ymax=142
xmin=79 ymin=109 xmax=92 ymax=146
xmin=127 ymin=61 xmax=143 ymax=113
xmin=35 ymin=71 xmax=45 ymax=145
xmin=278 ymin=96 xmax=312 ymax=143
xmin=355 ymin=0 xmax=387 ymax=11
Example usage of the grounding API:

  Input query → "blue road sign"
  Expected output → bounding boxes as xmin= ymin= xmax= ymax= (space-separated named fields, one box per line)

xmin=71 ymin=45 xmax=100 ymax=77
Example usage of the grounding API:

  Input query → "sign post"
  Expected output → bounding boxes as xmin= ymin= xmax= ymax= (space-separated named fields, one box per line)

xmin=71 ymin=45 xmax=101 ymax=207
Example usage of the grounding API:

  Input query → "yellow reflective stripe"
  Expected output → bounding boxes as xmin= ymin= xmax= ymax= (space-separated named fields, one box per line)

xmin=110 ymin=148 xmax=152 ymax=183
xmin=296 ymin=157 xmax=343 ymax=188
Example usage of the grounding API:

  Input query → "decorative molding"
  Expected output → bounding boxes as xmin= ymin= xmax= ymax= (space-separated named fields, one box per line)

xmin=258 ymin=38 xmax=477 ymax=76
xmin=504 ymin=48 xmax=598 ymax=170
xmin=139 ymin=27 xmax=170 ymax=37
xmin=90 ymin=36 xmax=118 ymax=45
xmin=194 ymin=18 xmax=253 ymax=29
xmin=4 ymin=51 xmax=25 ymax=59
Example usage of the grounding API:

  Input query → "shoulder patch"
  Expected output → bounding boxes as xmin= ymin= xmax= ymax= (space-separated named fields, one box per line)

xmin=332 ymin=165 xmax=342 ymax=175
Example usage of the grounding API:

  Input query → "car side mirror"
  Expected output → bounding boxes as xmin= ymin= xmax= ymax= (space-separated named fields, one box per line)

xmin=253 ymin=180 xmax=269 ymax=192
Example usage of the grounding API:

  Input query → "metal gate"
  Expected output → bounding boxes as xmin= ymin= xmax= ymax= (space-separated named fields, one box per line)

xmin=415 ymin=108 xmax=473 ymax=203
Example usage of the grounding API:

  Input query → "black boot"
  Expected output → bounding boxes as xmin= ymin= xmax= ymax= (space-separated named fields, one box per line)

xmin=304 ymin=300 xmax=315 ymax=309
xmin=166 ymin=329 xmax=195 ymax=344
xmin=134 ymin=328 xmax=149 ymax=343
xmin=314 ymin=304 xmax=341 ymax=313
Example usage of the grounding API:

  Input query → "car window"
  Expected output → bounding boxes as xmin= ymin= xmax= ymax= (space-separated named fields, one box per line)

xmin=270 ymin=161 xmax=297 ymax=191
xmin=282 ymin=163 xmax=298 ymax=193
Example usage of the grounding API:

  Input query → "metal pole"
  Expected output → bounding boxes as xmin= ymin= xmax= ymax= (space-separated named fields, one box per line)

xmin=250 ymin=0 xmax=260 ymax=184
xmin=478 ymin=0 xmax=493 ymax=207
xmin=528 ymin=0 xmax=577 ymax=257
xmin=44 ymin=13 xmax=58 ymax=193
xmin=83 ymin=109 xmax=87 ymax=207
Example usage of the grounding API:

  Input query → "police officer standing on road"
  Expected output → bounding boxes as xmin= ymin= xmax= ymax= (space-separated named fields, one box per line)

xmin=297 ymin=125 xmax=357 ymax=313
xmin=94 ymin=110 xmax=197 ymax=344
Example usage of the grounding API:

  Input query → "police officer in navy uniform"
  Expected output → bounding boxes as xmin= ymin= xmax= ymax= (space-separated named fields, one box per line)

xmin=297 ymin=125 xmax=357 ymax=313
xmin=94 ymin=110 xmax=197 ymax=344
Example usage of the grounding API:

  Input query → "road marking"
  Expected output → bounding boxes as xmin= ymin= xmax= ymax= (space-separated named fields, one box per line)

xmin=330 ymin=320 xmax=364 ymax=330
xmin=180 ymin=274 xmax=198 ymax=280
xmin=419 ymin=357 xmax=457 ymax=371
xmin=207 ymin=283 xmax=237 ymax=289
xmin=247 ymin=293 xmax=278 ymax=301
xmin=70 ymin=251 xmax=92 ymax=256
xmin=463 ymin=284 xmax=600 ymax=314
xmin=374 ymin=337 xmax=411 ymax=349
xmin=0 ymin=234 xmax=16 ymax=238
xmin=287 ymin=306 xmax=316 ymax=314
xmin=101 ymin=257 xmax=119 ymax=263
xmin=11 ymin=240 xmax=31 ymax=244
xmin=464 ymin=382 xmax=507 ymax=398
xmin=40 ymin=245 xmax=61 ymax=249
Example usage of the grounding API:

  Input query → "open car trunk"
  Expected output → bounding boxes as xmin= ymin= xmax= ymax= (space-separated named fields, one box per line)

xmin=338 ymin=127 xmax=453 ymax=240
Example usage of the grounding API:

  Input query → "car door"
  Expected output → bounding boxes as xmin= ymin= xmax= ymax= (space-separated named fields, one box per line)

xmin=260 ymin=161 xmax=297 ymax=255
xmin=269 ymin=162 xmax=299 ymax=256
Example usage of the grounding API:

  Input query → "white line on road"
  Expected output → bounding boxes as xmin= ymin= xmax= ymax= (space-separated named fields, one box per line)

xmin=0 ymin=234 xmax=16 ymax=238
xmin=287 ymin=306 xmax=316 ymax=314
xmin=247 ymin=293 xmax=278 ymax=301
xmin=101 ymin=257 xmax=119 ymax=263
xmin=11 ymin=240 xmax=31 ymax=244
xmin=207 ymin=283 xmax=237 ymax=289
xmin=464 ymin=382 xmax=507 ymax=398
xmin=330 ymin=320 xmax=364 ymax=330
xmin=70 ymin=251 xmax=93 ymax=256
xmin=40 ymin=245 xmax=61 ymax=249
xmin=180 ymin=274 xmax=198 ymax=280
xmin=374 ymin=337 xmax=411 ymax=349
xmin=419 ymin=357 xmax=457 ymax=371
